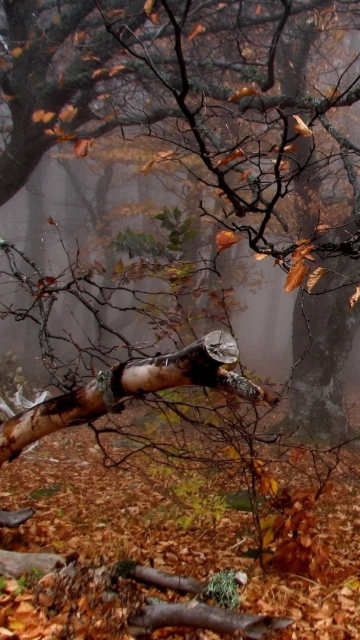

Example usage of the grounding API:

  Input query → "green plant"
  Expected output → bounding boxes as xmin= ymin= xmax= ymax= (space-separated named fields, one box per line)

xmin=204 ymin=570 xmax=239 ymax=609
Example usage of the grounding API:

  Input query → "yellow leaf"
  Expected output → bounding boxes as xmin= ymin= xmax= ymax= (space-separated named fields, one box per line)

xmin=11 ymin=47 xmax=23 ymax=58
xmin=258 ymin=474 xmax=279 ymax=497
xmin=284 ymin=260 xmax=307 ymax=293
xmin=307 ymin=267 xmax=327 ymax=292
xmin=217 ymin=148 xmax=246 ymax=167
xmin=228 ymin=87 xmax=257 ymax=102
xmin=262 ymin=528 xmax=274 ymax=548
xmin=344 ymin=578 xmax=360 ymax=590
xmin=348 ymin=285 xmax=360 ymax=311
xmin=293 ymin=114 xmax=313 ymax=137
xmin=187 ymin=23 xmax=206 ymax=41
xmin=216 ymin=230 xmax=241 ymax=252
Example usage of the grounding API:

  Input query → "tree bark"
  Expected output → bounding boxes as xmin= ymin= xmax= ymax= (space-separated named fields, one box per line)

xmin=0 ymin=331 xmax=276 ymax=465
xmin=127 ymin=602 xmax=293 ymax=639
xmin=281 ymin=255 xmax=360 ymax=444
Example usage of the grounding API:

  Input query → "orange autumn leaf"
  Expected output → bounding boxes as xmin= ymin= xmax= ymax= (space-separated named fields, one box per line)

xmin=92 ymin=68 xmax=108 ymax=79
xmin=291 ymin=240 xmax=314 ymax=262
xmin=108 ymin=64 xmax=126 ymax=77
xmin=293 ymin=114 xmax=313 ymax=137
xmin=254 ymin=252 xmax=269 ymax=260
xmin=59 ymin=104 xmax=78 ymax=122
xmin=228 ymin=87 xmax=257 ymax=102
xmin=216 ymin=230 xmax=241 ymax=252
xmin=307 ymin=267 xmax=327 ymax=292
xmin=142 ymin=150 xmax=174 ymax=174
xmin=32 ymin=110 xmax=56 ymax=123
xmin=284 ymin=259 xmax=307 ymax=293
xmin=73 ymin=138 xmax=94 ymax=158
xmin=144 ymin=0 xmax=155 ymax=15
xmin=217 ymin=148 xmax=246 ymax=167
xmin=348 ymin=285 xmax=360 ymax=311
xmin=187 ymin=23 xmax=206 ymax=40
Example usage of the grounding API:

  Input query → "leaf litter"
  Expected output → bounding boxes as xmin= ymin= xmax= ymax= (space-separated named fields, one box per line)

xmin=1 ymin=403 xmax=360 ymax=639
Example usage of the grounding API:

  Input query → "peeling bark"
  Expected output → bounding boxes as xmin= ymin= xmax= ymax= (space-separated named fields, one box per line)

xmin=0 ymin=331 xmax=275 ymax=465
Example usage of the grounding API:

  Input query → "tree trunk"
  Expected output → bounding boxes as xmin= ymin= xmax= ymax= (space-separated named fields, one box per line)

xmin=0 ymin=331 xmax=276 ymax=465
xmin=281 ymin=256 xmax=360 ymax=444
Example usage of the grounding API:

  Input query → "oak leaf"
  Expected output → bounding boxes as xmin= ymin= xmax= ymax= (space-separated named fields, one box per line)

xmin=228 ymin=87 xmax=257 ymax=102
xmin=293 ymin=114 xmax=313 ymax=137
xmin=187 ymin=23 xmax=206 ymax=40
xmin=307 ymin=267 xmax=327 ymax=292
xmin=284 ymin=259 xmax=307 ymax=292
xmin=216 ymin=230 xmax=241 ymax=252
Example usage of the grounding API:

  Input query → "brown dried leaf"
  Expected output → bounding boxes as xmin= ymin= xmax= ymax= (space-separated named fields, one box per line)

xmin=284 ymin=259 xmax=307 ymax=293
xmin=108 ymin=64 xmax=126 ymax=77
xmin=228 ymin=87 xmax=257 ymax=102
xmin=59 ymin=104 xmax=78 ymax=122
xmin=144 ymin=0 xmax=155 ymax=15
xmin=216 ymin=230 xmax=241 ymax=252
xmin=187 ymin=23 xmax=206 ymax=41
xmin=73 ymin=138 xmax=94 ymax=159
xmin=293 ymin=114 xmax=313 ymax=137
xmin=217 ymin=148 xmax=246 ymax=167
xmin=307 ymin=267 xmax=327 ymax=292
xmin=348 ymin=285 xmax=360 ymax=311
xmin=92 ymin=68 xmax=108 ymax=79
xmin=142 ymin=150 xmax=174 ymax=174
xmin=239 ymin=169 xmax=252 ymax=182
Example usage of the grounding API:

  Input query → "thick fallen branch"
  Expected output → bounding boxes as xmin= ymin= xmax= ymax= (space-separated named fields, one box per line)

xmin=127 ymin=602 xmax=293 ymax=639
xmin=0 ymin=331 xmax=277 ymax=464
xmin=0 ymin=508 xmax=34 ymax=528
xmin=0 ymin=549 xmax=64 ymax=578
xmin=116 ymin=561 xmax=204 ymax=594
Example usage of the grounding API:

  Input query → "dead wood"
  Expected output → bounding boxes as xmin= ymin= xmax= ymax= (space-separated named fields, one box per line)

xmin=0 ymin=507 xmax=34 ymax=528
xmin=127 ymin=602 xmax=293 ymax=638
xmin=0 ymin=331 xmax=275 ymax=465
xmin=0 ymin=549 xmax=65 ymax=578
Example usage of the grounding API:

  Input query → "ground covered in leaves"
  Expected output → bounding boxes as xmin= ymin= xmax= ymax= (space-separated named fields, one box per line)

xmin=2 ymin=406 xmax=360 ymax=640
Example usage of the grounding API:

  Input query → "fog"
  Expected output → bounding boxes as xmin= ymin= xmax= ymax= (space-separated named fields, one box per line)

xmin=0 ymin=148 xmax=357 ymax=396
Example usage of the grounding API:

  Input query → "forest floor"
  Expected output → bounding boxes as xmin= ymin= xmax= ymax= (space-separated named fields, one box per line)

xmin=2 ymin=397 xmax=360 ymax=640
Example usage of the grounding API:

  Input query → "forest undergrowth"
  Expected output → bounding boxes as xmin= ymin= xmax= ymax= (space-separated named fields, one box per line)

xmin=2 ymin=398 xmax=360 ymax=640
